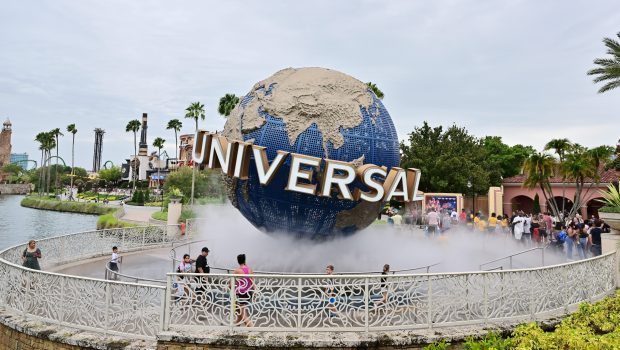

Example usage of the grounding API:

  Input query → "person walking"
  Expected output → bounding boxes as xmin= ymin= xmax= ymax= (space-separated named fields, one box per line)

xmin=195 ymin=247 xmax=210 ymax=274
xmin=376 ymin=264 xmax=390 ymax=305
xmin=22 ymin=240 xmax=41 ymax=270
xmin=108 ymin=246 xmax=121 ymax=280
xmin=589 ymin=219 xmax=603 ymax=257
xmin=576 ymin=224 xmax=589 ymax=260
xmin=512 ymin=212 xmax=525 ymax=241
xmin=234 ymin=254 xmax=254 ymax=327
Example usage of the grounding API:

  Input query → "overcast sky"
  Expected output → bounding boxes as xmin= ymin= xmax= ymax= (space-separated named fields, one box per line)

xmin=1 ymin=1 xmax=619 ymax=169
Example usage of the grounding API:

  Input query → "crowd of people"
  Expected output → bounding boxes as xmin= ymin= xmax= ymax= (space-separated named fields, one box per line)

xmin=406 ymin=206 xmax=612 ymax=260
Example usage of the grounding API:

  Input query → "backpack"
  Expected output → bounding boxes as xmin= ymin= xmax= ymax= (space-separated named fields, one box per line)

xmin=558 ymin=231 xmax=567 ymax=243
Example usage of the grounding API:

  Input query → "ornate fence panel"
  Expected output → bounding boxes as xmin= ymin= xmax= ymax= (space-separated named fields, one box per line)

xmin=0 ymin=259 xmax=165 ymax=339
xmin=0 ymin=225 xmax=180 ymax=270
xmin=165 ymin=252 xmax=617 ymax=332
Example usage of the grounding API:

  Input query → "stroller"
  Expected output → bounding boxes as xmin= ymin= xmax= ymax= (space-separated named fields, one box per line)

xmin=548 ymin=230 xmax=567 ymax=252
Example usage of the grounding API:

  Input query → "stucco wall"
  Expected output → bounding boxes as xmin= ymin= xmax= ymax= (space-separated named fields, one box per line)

xmin=0 ymin=183 xmax=32 ymax=194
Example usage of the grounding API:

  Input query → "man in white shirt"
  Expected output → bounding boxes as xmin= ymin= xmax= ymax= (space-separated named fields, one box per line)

xmin=426 ymin=210 xmax=440 ymax=237
xmin=512 ymin=212 xmax=525 ymax=241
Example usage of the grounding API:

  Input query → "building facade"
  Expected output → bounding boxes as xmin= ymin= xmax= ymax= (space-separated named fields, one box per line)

xmin=10 ymin=153 xmax=29 ymax=170
xmin=502 ymin=169 xmax=620 ymax=218
xmin=0 ymin=119 xmax=12 ymax=167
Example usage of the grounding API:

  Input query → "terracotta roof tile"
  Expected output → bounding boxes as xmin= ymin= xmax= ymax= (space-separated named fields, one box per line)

xmin=503 ymin=168 xmax=620 ymax=184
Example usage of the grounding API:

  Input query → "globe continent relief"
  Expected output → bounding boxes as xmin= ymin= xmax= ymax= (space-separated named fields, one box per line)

xmin=222 ymin=67 xmax=400 ymax=239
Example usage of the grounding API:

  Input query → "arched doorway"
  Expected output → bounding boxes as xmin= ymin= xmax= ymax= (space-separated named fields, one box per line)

xmin=511 ymin=195 xmax=534 ymax=214
xmin=587 ymin=197 xmax=605 ymax=219
xmin=546 ymin=196 xmax=573 ymax=215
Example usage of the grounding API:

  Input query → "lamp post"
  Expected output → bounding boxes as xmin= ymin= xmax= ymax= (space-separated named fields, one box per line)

xmin=467 ymin=178 xmax=475 ymax=215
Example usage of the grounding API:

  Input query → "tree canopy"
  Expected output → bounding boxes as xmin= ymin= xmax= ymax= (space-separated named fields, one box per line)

xmin=400 ymin=122 xmax=535 ymax=195
xmin=587 ymin=32 xmax=620 ymax=93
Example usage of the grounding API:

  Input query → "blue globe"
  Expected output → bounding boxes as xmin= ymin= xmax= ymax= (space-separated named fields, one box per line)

xmin=222 ymin=68 xmax=400 ymax=239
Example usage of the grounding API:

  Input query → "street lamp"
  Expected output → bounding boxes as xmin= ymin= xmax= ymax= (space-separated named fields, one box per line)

xmin=467 ymin=178 xmax=475 ymax=215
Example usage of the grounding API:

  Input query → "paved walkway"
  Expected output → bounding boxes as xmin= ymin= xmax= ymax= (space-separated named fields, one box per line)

xmin=121 ymin=204 xmax=161 ymax=223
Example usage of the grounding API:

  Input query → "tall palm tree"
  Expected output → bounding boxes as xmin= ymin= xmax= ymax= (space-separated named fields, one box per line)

xmin=66 ymin=124 xmax=77 ymax=199
xmin=35 ymin=132 xmax=56 ymax=195
xmin=587 ymin=32 xmax=620 ymax=93
xmin=544 ymin=138 xmax=572 ymax=216
xmin=34 ymin=132 xmax=47 ymax=196
xmin=153 ymin=137 xmax=166 ymax=200
xmin=126 ymin=119 xmax=142 ymax=193
xmin=218 ymin=94 xmax=239 ymax=118
xmin=185 ymin=101 xmax=206 ymax=205
xmin=366 ymin=82 xmax=384 ymax=99
xmin=49 ymin=128 xmax=63 ymax=196
xmin=185 ymin=102 xmax=206 ymax=131
xmin=166 ymin=119 xmax=182 ymax=160
xmin=522 ymin=152 xmax=560 ymax=218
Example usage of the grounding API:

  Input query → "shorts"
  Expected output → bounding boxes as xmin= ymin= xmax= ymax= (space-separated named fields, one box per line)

xmin=109 ymin=262 xmax=119 ymax=272
xmin=236 ymin=291 xmax=253 ymax=305
xmin=428 ymin=225 xmax=437 ymax=233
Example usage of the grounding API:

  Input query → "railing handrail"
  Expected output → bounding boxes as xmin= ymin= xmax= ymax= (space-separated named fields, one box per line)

xmin=479 ymin=246 xmax=545 ymax=270
xmin=104 ymin=264 xmax=167 ymax=285
xmin=165 ymin=251 xmax=615 ymax=279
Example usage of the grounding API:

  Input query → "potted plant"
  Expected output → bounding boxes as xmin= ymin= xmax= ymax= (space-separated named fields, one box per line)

xmin=168 ymin=187 xmax=183 ymax=204
xmin=598 ymin=181 xmax=620 ymax=234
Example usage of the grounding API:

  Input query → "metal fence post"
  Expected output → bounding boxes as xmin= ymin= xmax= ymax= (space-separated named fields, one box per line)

xmin=297 ymin=277 xmax=302 ymax=333
xmin=509 ymin=256 xmax=513 ymax=269
xmin=364 ymin=277 xmax=369 ymax=333
xmin=104 ymin=282 xmax=111 ymax=336
xmin=59 ymin=275 xmax=65 ymax=324
xmin=427 ymin=275 xmax=433 ymax=329
xmin=483 ymin=273 xmax=488 ymax=325
xmin=162 ymin=275 xmax=172 ymax=331
xmin=229 ymin=276 xmax=236 ymax=331
xmin=563 ymin=266 xmax=569 ymax=314
xmin=542 ymin=248 xmax=545 ymax=266
xmin=142 ymin=227 xmax=147 ymax=247
xmin=23 ymin=270 xmax=31 ymax=316
xmin=529 ymin=272 xmax=535 ymax=319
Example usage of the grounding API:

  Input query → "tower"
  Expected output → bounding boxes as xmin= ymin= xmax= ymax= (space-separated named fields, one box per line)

xmin=92 ymin=128 xmax=105 ymax=172
xmin=0 ymin=119 xmax=12 ymax=167
xmin=139 ymin=113 xmax=148 ymax=156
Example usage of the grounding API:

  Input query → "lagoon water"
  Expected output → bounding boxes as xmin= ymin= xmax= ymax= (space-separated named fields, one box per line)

xmin=0 ymin=195 xmax=98 ymax=249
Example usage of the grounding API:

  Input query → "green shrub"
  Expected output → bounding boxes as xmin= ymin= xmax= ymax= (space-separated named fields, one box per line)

xmin=97 ymin=213 xmax=137 ymax=229
xmin=151 ymin=211 xmax=167 ymax=221
xmin=463 ymin=332 xmax=511 ymax=350
xmin=423 ymin=339 xmax=450 ymax=350
xmin=599 ymin=206 xmax=620 ymax=213
xmin=21 ymin=197 xmax=115 ymax=215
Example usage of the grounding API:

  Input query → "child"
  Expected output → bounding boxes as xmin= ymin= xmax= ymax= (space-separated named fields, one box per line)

xmin=109 ymin=246 xmax=121 ymax=280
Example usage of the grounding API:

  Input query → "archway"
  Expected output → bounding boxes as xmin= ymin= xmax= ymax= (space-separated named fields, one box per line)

xmin=546 ymin=196 xmax=573 ymax=215
xmin=587 ymin=197 xmax=605 ymax=219
xmin=511 ymin=195 xmax=534 ymax=214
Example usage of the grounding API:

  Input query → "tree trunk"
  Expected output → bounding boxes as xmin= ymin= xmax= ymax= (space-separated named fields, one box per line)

xmin=70 ymin=134 xmax=75 ymax=199
xmin=175 ymin=130 xmax=178 ymax=160
xmin=55 ymin=136 xmax=59 ymax=197
xmin=133 ymin=132 xmax=137 ymax=193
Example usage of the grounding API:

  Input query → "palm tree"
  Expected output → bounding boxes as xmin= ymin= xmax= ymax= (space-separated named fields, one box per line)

xmin=218 ymin=94 xmax=239 ymax=118
xmin=66 ymin=124 xmax=77 ymax=199
xmin=49 ymin=128 xmax=63 ymax=196
xmin=126 ymin=119 xmax=142 ymax=193
xmin=522 ymin=152 xmax=560 ymax=218
xmin=35 ymin=132 xmax=56 ymax=195
xmin=544 ymin=138 xmax=572 ymax=216
xmin=166 ymin=119 xmax=183 ymax=160
xmin=185 ymin=101 xmax=206 ymax=131
xmin=153 ymin=137 xmax=166 ymax=200
xmin=34 ymin=132 xmax=47 ymax=195
xmin=185 ymin=101 xmax=206 ymax=205
xmin=366 ymin=82 xmax=384 ymax=99
xmin=587 ymin=32 xmax=620 ymax=93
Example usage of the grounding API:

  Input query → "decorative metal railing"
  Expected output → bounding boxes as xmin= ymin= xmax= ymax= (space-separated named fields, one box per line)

xmin=0 ymin=224 xmax=617 ymax=339
xmin=163 ymin=252 xmax=617 ymax=332
xmin=0 ymin=225 xmax=181 ymax=270
xmin=0 ymin=225 xmax=180 ymax=339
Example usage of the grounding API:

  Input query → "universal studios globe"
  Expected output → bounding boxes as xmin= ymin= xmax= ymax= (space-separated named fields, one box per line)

xmin=222 ymin=67 xmax=400 ymax=239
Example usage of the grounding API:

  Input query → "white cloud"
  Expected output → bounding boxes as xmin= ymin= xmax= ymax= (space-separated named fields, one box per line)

xmin=2 ymin=0 xmax=619 ymax=169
